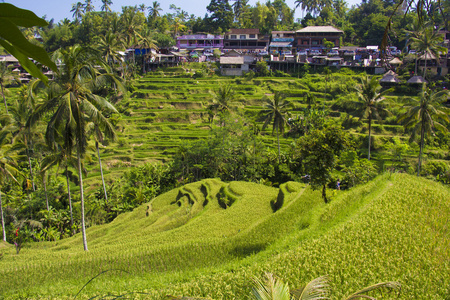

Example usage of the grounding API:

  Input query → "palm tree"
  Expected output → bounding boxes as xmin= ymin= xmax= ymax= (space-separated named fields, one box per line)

xmin=6 ymin=85 xmax=42 ymax=192
xmin=0 ymin=62 xmax=19 ymax=114
xmin=409 ymin=24 xmax=447 ymax=80
xmin=398 ymin=84 xmax=450 ymax=175
xmin=139 ymin=4 xmax=147 ymax=12
xmin=261 ymin=92 xmax=292 ymax=161
xmin=208 ymin=85 xmax=236 ymax=126
xmin=71 ymin=2 xmax=85 ymax=21
xmin=84 ymin=0 xmax=95 ymax=13
xmin=148 ymin=1 xmax=162 ymax=19
xmin=97 ymin=32 xmax=125 ymax=69
xmin=86 ymin=116 xmax=117 ymax=204
xmin=28 ymin=45 xmax=124 ymax=251
xmin=101 ymin=0 xmax=112 ymax=12
xmin=139 ymin=28 xmax=159 ymax=73
xmin=354 ymin=75 xmax=391 ymax=160
xmin=0 ymin=127 xmax=22 ymax=242
xmin=171 ymin=18 xmax=187 ymax=38
xmin=120 ymin=7 xmax=143 ymax=48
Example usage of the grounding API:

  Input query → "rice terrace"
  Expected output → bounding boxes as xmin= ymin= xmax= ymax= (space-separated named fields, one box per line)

xmin=0 ymin=1 xmax=450 ymax=299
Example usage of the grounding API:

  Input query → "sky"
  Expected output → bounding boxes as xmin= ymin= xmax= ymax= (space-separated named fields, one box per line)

xmin=6 ymin=0 xmax=362 ymax=23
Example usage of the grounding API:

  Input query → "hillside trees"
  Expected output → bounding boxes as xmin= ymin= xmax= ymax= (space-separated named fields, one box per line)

xmin=206 ymin=0 xmax=234 ymax=32
xmin=398 ymin=85 xmax=450 ymax=176
xmin=28 ymin=45 xmax=124 ymax=251
xmin=261 ymin=92 xmax=293 ymax=161
xmin=354 ymin=75 xmax=391 ymax=160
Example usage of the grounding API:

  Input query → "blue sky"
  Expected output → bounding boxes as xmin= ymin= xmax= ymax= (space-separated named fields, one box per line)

xmin=6 ymin=0 xmax=362 ymax=23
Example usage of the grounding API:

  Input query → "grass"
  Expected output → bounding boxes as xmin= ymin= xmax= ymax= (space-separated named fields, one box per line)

xmin=0 ymin=173 xmax=449 ymax=299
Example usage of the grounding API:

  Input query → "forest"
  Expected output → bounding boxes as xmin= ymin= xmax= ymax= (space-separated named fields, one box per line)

xmin=0 ymin=1 xmax=449 ymax=299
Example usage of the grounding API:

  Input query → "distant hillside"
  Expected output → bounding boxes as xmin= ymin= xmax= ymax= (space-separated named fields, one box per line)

xmin=0 ymin=173 xmax=448 ymax=299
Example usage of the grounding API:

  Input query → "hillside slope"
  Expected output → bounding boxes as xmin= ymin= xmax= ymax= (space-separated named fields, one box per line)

xmin=0 ymin=174 xmax=448 ymax=299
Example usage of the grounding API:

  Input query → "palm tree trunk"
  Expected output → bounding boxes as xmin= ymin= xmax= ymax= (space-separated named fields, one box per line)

xmin=276 ymin=126 xmax=281 ymax=161
xmin=65 ymin=160 xmax=74 ymax=232
xmin=368 ymin=114 xmax=372 ymax=160
xmin=418 ymin=121 xmax=426 ymax=176
xmin=27 ymin=150 xmax=35 ymax=192
xmin=96 ymin=141 xmax=108 ymax=203
xmin=44 ymin=177 xmax=49 ymax=211
xmin=1 ymin=82 xmax=8 ymax=114
xmin=0 ymin=191 xmax=6 ymax=242
xmin=77 ymin=150 xmax=88 ymax=251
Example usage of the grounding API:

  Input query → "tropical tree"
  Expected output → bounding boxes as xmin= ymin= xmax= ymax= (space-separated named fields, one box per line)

xmin=101 ymin=0 xmax=112 ymax=12
xmin=148 ymin=1 xmax=162 ymax=19
xmin=28 ymin=45 xmax=124 ymax=251
xmin=398 ymin=84 xmax=450 ymax=176
xmin=86 ymin=116 xmax=117 ymax=204
xmin=138 ymin=4 xmax=147 ymax=12
xmin=261 ymin=92 xmax=292 ymax=161
xmin=354 ymin=75 xmax=391 ymax=160
xmin=208 ymin=85 xmax=236 ymax=126
xmin=0 ymin=126 xmax=22 ymax=242
xmin=84 ymin=0 xmax=95 ymax=13
xmin=0 ymin=62 xmax=19 ymax=114
xmin=139 ymin=28 xmax=159 ymax=73
xmin=97 ymin=32 xmax=124 ymax=68
xmin=171 ymin=18 xmax=187 ymax=37
xmin=71 ymin=2 xmax=85 ymax=21
xmin=408 ymin=24 xmax=447 ymax=80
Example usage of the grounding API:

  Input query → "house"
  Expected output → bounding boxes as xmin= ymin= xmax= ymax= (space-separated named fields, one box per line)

xmin=269 ymin=31 xmax=295 ymax=56
xmin=295 ymin=26 xmax=343 ymax=52
xmin=176 ymin=34 xmax=224 ymax=51
xmin=220 ymin=56 xmax=247 ymax=76
xmin=223 ymin=29 xmax=269 ymax=53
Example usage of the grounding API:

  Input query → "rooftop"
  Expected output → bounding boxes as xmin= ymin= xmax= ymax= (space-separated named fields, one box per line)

xmin=296 ymin=26 xmax=344 ymax=33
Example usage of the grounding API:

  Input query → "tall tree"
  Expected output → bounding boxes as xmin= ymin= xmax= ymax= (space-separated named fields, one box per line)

xmin=139 ymin=28 xmax=159 ymax=73
xmin=84 ymin=0 xmax=95 ymax=13
xmin=0 ymin=126 xmax=22 ymax=242
xmin=354 ymin=75 xmax=391 ymax=160
xmin=71 ymin=2 xmax=85 ymax=21
xmin=148 ymin=1 xmax=162 ymax=19
xmin=261 ymin=92 xmax=292 ymax=161
xmin=398 ymin=85 xmax=450 ymax=176
xmin=97 ymin=32 xmax=125 ymax=68
xmin=207 ymin=0 xmax=234 ymax=32
xmin=208 ymin=85 xmax=235 ymax=126
xmin=101 ymin=0 xmax=112 ymax=12
xmin=409 ymin=24 xmax=447 ymax=80
xmin=28 ymin=45 xmax=124 ymax=251
xmin=171 ymin=18 xmax=187 ymax=37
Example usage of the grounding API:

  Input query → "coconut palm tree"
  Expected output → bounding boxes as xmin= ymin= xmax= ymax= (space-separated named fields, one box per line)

xmin=0 ymin=126 xmax=22 ymax=242
xmin=261 ymin=92 xmax=292 ymax=161
xmin=28 ymin=45 xmax=124 ymax=251
xmin=171 ymin=18 xmax=186 ymax=38
xmin=398 ymin=84 xmax=450 ymax=175
xmin=208 ymin=85 xmax=236 ymax=127
xmin=148 ymin=1 xmax=162 ymax=19
xmin=97 ymin=32 xmax=125 ymax=69
xmin=71 ymin=2 xmax=85 ymax=21
xmin=101 ymin=0 xmax=112 ymax=12
xmin=84 ymin=0 xmax=95 ymax=13
xmin=139 ymin=28 xmax=159 ymax=73
xmin=0 ymin=62 xmax=19 ymax=114
xmin=409 ymin=24 xmax=447 ymax=80
xmin=354 ymin=75 xmax=391 ymax=160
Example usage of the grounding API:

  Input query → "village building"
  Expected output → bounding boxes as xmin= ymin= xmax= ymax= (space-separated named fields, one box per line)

xmin=295 ymin=26 xmax=343 ymax=52
xmin=223 ymin=29 xmax=269 ymax=54
xmin=176 ymin=34 xmax=224 ymax=51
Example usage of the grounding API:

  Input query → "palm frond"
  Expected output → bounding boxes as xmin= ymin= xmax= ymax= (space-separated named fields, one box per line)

xmin=344 ymin=281 xmax=401 ymax=300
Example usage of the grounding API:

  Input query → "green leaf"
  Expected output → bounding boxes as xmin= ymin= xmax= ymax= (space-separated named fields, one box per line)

xmin=0 ymin=3 xmax=48 ymax=27
xmin=0 ymin=39 xmax=48 ymax=84
xmin=0 ymin=18 xmax=57 ymax=72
